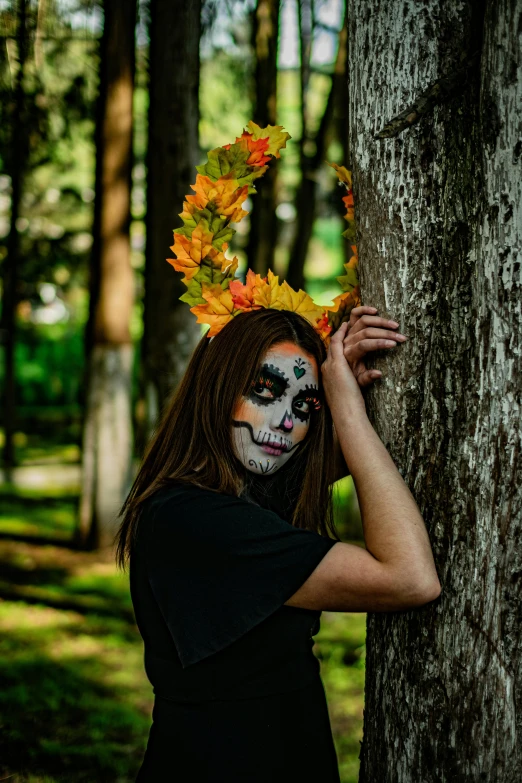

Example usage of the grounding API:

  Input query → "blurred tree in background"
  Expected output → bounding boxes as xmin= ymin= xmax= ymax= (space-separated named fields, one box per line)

xmin=78 ymin=0 xmax=136 ymax=549
xmin=0 ymin=3 xmax=364 ymax=780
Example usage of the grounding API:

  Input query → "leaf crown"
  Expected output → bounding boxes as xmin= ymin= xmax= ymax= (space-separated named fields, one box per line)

xmin=167 ymin=120 xmax=361 ymax=346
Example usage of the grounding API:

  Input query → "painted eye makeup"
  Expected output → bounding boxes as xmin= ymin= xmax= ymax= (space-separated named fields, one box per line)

xmin=248 ymin=366 xmax=288 ymax=406
xmin=292 ymin=387 xmax=322 ymax=422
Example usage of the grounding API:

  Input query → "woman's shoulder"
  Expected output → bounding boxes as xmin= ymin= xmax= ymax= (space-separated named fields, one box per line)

xmin=141 ymin=481 xmax=273 ymax=527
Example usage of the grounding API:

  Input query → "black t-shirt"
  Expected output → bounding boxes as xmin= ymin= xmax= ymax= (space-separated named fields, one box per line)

xmin=129 ymin=480 xmax=338 ymax=703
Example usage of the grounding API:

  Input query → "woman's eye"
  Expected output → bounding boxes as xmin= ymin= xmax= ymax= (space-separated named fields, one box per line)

xmin=253 ymin=383 xmax=274 ymax=398
xmin=294 ymin=399 xmax=310 ymax=414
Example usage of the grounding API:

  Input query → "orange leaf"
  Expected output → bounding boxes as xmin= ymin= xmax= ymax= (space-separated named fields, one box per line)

xmin=229 ymin=268 xmax=267 ymax=310
xmin=245 ymin=121 xmax=291 ymax=159
xmin=234 ymin=132 xmax=271 ymax=166
xmin=189 ymin=283 xmax=236 ymax=337
xmin=184 ymin=174 xmax=249 ymax=223
xmin=167 ymin=223 xmax=215 ymax=281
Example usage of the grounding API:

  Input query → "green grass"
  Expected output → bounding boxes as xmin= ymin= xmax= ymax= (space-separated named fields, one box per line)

xmin=0 ymin=480 xmax=365 ymax=782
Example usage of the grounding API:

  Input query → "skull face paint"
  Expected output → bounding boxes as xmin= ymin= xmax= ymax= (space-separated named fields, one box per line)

xmin=232 ymin=341 xmax=322 ymax=475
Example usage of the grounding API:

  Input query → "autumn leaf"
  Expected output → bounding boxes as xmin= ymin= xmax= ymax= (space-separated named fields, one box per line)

xmin=327 ymin=161 xmax=352 ymax=188
xmin=227 ymin=132 xmax=271 ymax=167
xmin=324 ymin=287 xmax=362 ymax=332
xmin=184 ymin=174 xmax=249 ymax=223
xmin=269 ymin=280 xmax=326 ymax=326
xmin=229 ymin=269 xmax=268 ymax=310
xmin=337 ymin=256 xmax=359 ymax=293
xmin=246 ymin=121 xmax=291 ymax=159
xmin=190 ymin=283 xmax=237 ymax=336
xmin=167 ymin=222 xmax=215 ymax=281
xmin=250 ymin=269 xmax=281 ymax=309
xmin=196 ymin=144 xmax=268 ymax=187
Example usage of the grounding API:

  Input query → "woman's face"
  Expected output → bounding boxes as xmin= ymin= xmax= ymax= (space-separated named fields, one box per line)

xmin=232 ymin=341 xmax=322 ymax=476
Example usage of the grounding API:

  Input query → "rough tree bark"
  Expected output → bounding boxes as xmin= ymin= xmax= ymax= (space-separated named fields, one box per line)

xmin=348 ymin=0 xmax=521 ymax=779
xmin=142 ymin=0 xmax=201 ymax=439
xmin=78 ymin=0 xmax=136 ymax=549
xmin=245 ymin=0 xmax=280 ymax=276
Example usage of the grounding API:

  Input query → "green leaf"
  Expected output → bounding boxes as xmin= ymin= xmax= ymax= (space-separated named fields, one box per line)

xmin=337 ymin=264 xmax=359 ymax=292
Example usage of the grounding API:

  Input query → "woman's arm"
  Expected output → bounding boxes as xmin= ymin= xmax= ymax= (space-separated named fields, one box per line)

xmin=286 ymin=321 xmax=441 ymax=612
xmin=330 ymin=304 xmax=406 ymax=484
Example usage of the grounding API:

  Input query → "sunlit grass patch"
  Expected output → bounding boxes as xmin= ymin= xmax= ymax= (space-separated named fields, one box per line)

xmin=315 ymin=612 xmax=366 ymax=783
xmin=0 ymin=597 xmax=150 ymax=782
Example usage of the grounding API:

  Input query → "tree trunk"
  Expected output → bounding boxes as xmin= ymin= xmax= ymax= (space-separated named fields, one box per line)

xmin=0 ymin=0 xmax=28 ymax=475
xmin=245 ymin=0 xmax=280 ymax=276
xmin=286 ymin=6 xmax=346 ymax=291
xmin=141 ymin=0 xmax=201 ymax=441
xmin=348 ymin=0 xmax=522 ymax=779
xmin=78 ymin=0 xmax=136 ymax=550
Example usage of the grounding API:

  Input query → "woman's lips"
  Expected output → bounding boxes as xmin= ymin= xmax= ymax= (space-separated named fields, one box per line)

xmin=259 ymin=443 xmax=286 ymax=456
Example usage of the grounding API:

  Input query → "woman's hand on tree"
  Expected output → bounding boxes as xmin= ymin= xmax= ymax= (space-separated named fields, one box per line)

xmin=342 ymin=305 xmax=408 ymax=388
xmin=321 ymin=321 xmax=367 ymax=416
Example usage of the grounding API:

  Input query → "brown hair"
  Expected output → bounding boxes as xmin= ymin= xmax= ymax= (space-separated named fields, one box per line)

xmin=115 ymin=308 xmax=340 ymax=568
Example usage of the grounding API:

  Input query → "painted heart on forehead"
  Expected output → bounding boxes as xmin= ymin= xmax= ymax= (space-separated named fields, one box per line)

xmin=231 ymin=341 xmax=323 ymax=476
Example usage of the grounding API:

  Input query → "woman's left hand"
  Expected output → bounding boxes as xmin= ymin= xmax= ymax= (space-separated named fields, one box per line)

xmin=342 ymin=305 xmax=409 ymax=388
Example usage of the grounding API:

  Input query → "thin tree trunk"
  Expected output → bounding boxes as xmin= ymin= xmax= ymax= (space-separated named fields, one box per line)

xmin=245 ymin=0 xmax=280 ymax=276
xmin=141 ymin=0 xmax=201 ymax=442
xmin=78 ymin=0 xmax=136 ymax=550
xmin=347 ymin=0 xmax=522 ymax=779
xmin=1 ymin=0 xmax=28 ymax=475
xmin=286 ymin=7 xmax=346 ymax=291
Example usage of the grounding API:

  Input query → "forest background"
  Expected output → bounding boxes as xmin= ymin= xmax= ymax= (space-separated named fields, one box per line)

xmin=0 ymin=1 xmax=367 ymax=781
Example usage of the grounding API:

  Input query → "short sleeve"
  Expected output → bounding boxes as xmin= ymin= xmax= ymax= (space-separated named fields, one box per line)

xmin=142 ymin=484 xmax=337 ymax=668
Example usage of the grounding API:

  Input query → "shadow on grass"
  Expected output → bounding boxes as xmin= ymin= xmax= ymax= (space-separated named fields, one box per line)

xmin=0 ymin=619 xmax=150 ymax=782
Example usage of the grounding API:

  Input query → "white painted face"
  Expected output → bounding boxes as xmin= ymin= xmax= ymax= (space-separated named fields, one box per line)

xmin=232 ymin=341 xmax=322 ymax=476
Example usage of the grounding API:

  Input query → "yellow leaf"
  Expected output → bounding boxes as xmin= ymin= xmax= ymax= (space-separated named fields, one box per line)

xmin=327 ymin=161 xmax=352 ymax=188
xmin=252 ymin=269 xmax=280 ymax=308
xmin=167 ymin=223 xmax=215 ymax=282
xmin=190 ymin=283 xmax=236 ymax=337
xmin=245 ymin=121 xmax=291 ymax=159
xmin=270 ymin=280 xmax=326 ymax=326
xmin=184 ymin=174 xmax=249 ymax=223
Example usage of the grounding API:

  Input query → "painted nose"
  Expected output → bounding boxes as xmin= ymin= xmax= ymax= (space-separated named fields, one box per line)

xmin=275 ymin=409 xmax=293 ymax=432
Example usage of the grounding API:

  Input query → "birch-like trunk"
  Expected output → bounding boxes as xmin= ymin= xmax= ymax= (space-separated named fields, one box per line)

xmin=347 ymin=0 xmax=522 ymax=779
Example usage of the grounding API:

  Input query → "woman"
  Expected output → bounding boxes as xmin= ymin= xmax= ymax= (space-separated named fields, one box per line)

xmin=116 ymin=305 xmax=441 ymax=782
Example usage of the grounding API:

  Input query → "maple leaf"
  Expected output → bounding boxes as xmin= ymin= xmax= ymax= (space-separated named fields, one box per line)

xmin=342 ymin=192 xmax=355 ymax=222
xmin=246 ymin=121 xmax=291 ymax=159
xmin=167 ymin=222 xmax=215 ymax=282
xmin=315 ymin=311 xmax=333 ymax=342
xmin=229 ymin=269 xmax=268 ymax=310
xmin=234 ymin=132 xmax=271 ymax=166
xmin=269 ymin=280 xmax=326 ymax=327
xmin=184 ymin=174 xmax=249 ymax=223
xmin=251 ymin=269 xmax=281 ymax=309
xmin=196 ymin=144 xmax=267 ymax=187
xmin=337 ymin=255 xmax=359 ymax=293
xmin=190 ymin=283 xmax=237 ymax=336
xmin=324 ymin=287 xmax=362 ymax=332
xmin=327 ymin=161 xmax=352 ymax=188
